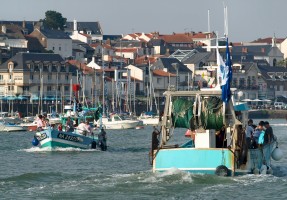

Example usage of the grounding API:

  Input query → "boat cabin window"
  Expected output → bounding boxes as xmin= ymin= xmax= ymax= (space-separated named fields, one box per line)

xmin=113 ymin=115 xmax=121 ymax=121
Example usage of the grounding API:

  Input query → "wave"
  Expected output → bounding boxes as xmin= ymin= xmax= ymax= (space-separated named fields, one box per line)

xmin=19 ymin=147 xmax=100 ymax=152
xmin=270 ymin=124 xmax=287 ymax=126
xmin=0 ymin=172 xmax=62 ymax=182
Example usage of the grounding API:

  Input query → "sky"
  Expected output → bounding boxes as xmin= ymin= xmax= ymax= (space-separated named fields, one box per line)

xmin=1 ymin=0 xmax=286 ymax=42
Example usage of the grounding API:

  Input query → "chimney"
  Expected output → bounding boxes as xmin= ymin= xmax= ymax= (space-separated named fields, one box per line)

xmin=1 ymin=25 xmax=6 ymax=34
xmin=22 ymin=20 xmax=26 ymax=29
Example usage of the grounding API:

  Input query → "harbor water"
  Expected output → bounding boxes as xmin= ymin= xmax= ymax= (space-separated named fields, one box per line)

xmin=1 ymin=119 xmax=287 ymax=200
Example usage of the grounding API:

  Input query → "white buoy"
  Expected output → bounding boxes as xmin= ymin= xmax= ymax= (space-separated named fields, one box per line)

xmin=260 ymin=165 xmax=267 ymax=175
xmin=271 ymin=147 xmax=283 ymax=161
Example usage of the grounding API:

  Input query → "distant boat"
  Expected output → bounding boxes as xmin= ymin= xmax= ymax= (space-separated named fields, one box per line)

xmin=138 ymin=112 xmax=159 ymax=126
xmin=46 ymin=113 xmax=61 ymax=125
xmin=0 ymin=122 xmax=26 ymax=132
xmin=20 ymin=120 xmax=37 ymax=132
xmin=95 ymin=114 xmax=141 ymax=129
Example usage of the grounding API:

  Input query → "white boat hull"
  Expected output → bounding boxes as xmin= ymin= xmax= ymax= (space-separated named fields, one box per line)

xmin=0 ymin=124 xmax=26 ymax=132
xmin=102 ymin=121 xmax=140 ymax=129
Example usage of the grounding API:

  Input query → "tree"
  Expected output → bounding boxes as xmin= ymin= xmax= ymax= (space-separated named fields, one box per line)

xmin=277 ymin=58 xmax=287 ymax=67
xmin=41 ymin=10 xmax=67 ymax=30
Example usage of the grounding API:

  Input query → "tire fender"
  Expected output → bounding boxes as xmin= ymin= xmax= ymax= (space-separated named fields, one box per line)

xmin=215 ymin=165 xmax=229 ymax=176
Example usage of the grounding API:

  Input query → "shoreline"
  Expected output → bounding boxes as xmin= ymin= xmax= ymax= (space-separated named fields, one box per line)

xmin=248 ymin=109 xmax=287 ymax=119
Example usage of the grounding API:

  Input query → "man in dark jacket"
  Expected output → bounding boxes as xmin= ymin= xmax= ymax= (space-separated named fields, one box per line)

xmin=264 ymin=121 xmax=274 ymax=144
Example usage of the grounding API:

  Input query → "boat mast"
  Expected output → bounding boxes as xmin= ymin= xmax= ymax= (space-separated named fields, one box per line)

xmin=102 ymin=48 xmax=105 ymax=117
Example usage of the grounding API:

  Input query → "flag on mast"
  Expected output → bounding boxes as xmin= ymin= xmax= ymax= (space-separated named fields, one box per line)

xmin=217 ymin=38 xmax=232 ymax=103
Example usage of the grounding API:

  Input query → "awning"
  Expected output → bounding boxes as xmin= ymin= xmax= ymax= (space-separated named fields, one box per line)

xmin=17 ymin=96 xmax=28 ymax=100
xmin=261 ymin=99 xmax=271 ymax=102
xmin=6 ymin=96 xmax=16 ymax=100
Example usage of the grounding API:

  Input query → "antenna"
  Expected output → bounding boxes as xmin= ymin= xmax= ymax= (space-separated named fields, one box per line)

xmin=208 ymin=9 xmax=210 ymax=33
xmin=224 ymin=6 xmax=228 ymax=37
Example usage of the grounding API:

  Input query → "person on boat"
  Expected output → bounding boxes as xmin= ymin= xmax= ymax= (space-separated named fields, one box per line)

xmin=98 ymin=128 xmax=107 ymax=151
xmin=77 ymin=120 xmax=89 ymax=136
xmin=45 ymin=118 xmax=50 ymax=127
xmin=263 ymin=121 xmax=274 ymax=145
xmin=36 ymin=114 xmax=44 ymax=131
xmin=58 ymin=123 xmax=63 ymax=131
xmin=216 ymin=126 xmax=226 ymax=148
xmin=66 ymin=117 xmax=74 ymax=132
xmin=252 ymin=121 xmax=265 ymax=148
xmin=152 ymin=129 xmax=160 ymax=150
xmin=245 ymin=119 xmax=255 ymax=148
xmin=85 ymin=120 xmax=93 ymax=136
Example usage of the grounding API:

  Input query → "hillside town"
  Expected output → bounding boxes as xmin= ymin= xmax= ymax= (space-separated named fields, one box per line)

xmin=1 ymin=12 xmax=287 ymax=115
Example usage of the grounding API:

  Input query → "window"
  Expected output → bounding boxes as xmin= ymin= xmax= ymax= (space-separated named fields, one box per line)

xmin=64 ymin=86 xmax=69 ymax=91
xmin=0 ymin=75 xmax=3 ymax=80
xmin=59 ymin=47 xmax=61 ymax=51
xmin=48 ymin=74 xmax=52 ymax=80
xmin=8 ymin=86 xmax=14 ymax=91
xmin=47 ymin=86 xmax=52 ymax=91
xmin=65 ymin=74 xmax=69 ymax=80
xmin=30 ymin=74 xmax=34 ymax=80
xmin=30 ymin=64 xmax=34 ymax=72
xmin=23 ymin=86 xmax=29 ymax=91
xmin=52 ymin=47 xmax=55 ymax=51
xmin=157 ymin=78 xmax=161 ymax=84
xmin=8 ymin=64 xmax=13 ymax=72
xmin=48 ymin=64 xmax=52 ymax=72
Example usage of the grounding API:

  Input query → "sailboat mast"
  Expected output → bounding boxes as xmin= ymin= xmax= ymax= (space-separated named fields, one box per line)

xmin=102 ymin=49 xmax=105 ymax=117
xmin=133 ymin=72 xmax=136 ymax=115
xmin=148 ymin=61 xmax=152 ymax=111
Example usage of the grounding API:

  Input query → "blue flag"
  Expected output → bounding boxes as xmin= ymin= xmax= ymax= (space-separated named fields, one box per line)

xmin=217 ymin=38 xmax=232 ymax=103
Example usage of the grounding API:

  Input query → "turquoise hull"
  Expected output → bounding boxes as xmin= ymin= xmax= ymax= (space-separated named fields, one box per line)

xmin=153 ymin=142 xmax=275 ymax=176
xmin=35 ymin=128 xmax=98 ymax=149
xmin=154 ymin=148 xmax=234 ymax=175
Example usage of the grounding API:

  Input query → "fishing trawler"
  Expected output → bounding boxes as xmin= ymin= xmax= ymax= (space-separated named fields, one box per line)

xmin=32 ymin=84 xmax=107 ymax=151
xmin=150 ymin=37 xmax=283 ymax=176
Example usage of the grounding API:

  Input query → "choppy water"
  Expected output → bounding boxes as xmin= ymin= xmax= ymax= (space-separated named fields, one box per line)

xmin=0 ymin=119 xmax=287 ymax=200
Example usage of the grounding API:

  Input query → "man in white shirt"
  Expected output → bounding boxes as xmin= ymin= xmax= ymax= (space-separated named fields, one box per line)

xmin=77 ymin=120 xmax=88 ymax=136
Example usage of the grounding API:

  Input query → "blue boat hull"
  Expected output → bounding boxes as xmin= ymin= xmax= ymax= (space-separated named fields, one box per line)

xmin=35 ymin=128 xmax=98 ymax=149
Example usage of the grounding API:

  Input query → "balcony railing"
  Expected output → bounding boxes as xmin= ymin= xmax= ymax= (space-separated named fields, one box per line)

xmin=28 ymin=79 xmax=71 ymax=84
xmin=237 ymin=85 xmax=259 ymax=90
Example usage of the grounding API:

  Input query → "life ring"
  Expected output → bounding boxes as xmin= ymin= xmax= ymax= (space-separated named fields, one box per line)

xmin=215 ymin=165 xmax=229 ymax=176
